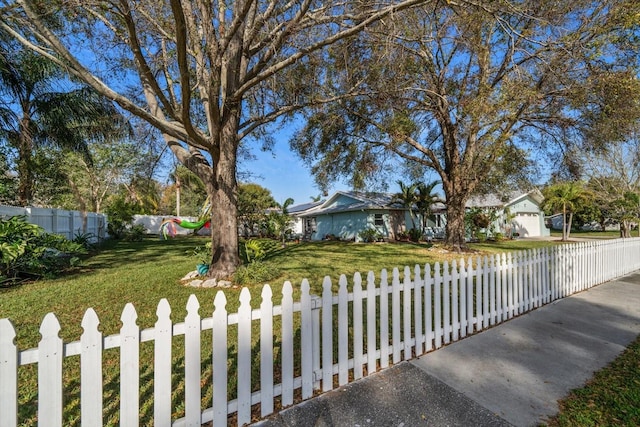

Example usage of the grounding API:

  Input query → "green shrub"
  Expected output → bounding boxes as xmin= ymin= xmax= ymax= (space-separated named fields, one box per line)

xmin=105 ymin=198 xmax=140 ymax=238
xmin=123 ymin=224 xmax=147 ymax=242
xmin=359 ymin=228 xmax=381 ymax=243
xmin=240 ymin=239 xmax=267 ymax=263
xmin=232 ymin=261 xmax=280 ymax=286
xmin=73 ymin=231 xmax=98 ymax=250
xmin=0 ymin=216 xmax=86 ymax=284
xmin=408 ymin=228 xmax=423 ymax=242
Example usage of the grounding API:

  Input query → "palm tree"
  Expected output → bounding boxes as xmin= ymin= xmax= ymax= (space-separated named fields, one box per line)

xmin=271 ymin=197 xmax=295 ymax=247
xmin=394 ymin=180 xmax=419 ymax=229
xmin=0 ymin=47 xmax=126 ymax=206
xmin=543 ymin=182 xmax=592 ymax=241
xmin=415 ymin=180 xmax=441 ymax=232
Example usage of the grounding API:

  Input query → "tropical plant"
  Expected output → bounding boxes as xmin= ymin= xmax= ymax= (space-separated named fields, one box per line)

xmin=0 ymin=46 xmax=127 ymax=206
xmin=104 ymin=197 xmax=141 ymax=239
xmin=415 ymin=181 xmax=441 ymax=231
xmin=359 ymin=228 xmax=382 ymax=243
xmin=393 ymin=181 xmax=418 ymax=229
xmin=543 ymin=182 xmax=593 ymax=241
xmin=270 ymin=198 xmax=295 ymax=247
xmin=0 ymin=215 xmax=86 ymax=284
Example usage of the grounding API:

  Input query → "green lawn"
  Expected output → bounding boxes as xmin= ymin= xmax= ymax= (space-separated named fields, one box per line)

xmin=0 ymin=235 xmax=624 ymax=425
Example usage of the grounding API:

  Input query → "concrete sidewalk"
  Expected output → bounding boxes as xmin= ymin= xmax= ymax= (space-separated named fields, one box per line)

xmin=254 ymin=272 xmax=640 ymax=427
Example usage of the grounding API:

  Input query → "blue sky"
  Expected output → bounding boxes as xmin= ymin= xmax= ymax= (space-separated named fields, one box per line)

xmin=242 ymin=126 xmax=350 ymax=206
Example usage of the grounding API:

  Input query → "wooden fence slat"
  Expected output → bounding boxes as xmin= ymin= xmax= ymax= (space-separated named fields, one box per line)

xmin=300 ymin=280 xmax=313 ymax=399
xmin=402 ymin=266 xmax=412 ymax=360
xmin=469 ymin=258 xmax=477 ymax=335
xmin=434 ymin=262 xmax=442 ymax=349
xmin=39 ymin=313 xmax=63 ymax=427
xmin=443 ymin=261 xmax=451 ymax=345
xmin=81 ymin=309 xmax=103 ymax=427
xmin=237 ymin=288 xmax=252 ymax=426
xmin=413 ymin=265 xmax=423 ymax=356
xmin=154 ymin=299 xmax=172 ymax=427
xmin=482 ymin=256 xmax=489 ymax=330
xmin=337 ymin=276 xmax=349 ymax=386
xmin=459 ymin=260 xmax=467 ymax=339
xmin=184 ymin=295 xmax=202 ymax=426
xmin=120 ymin=304 xmax=140 ymax=427
xmin=281 ymin=282 xmax=294 ymax=407
xmin=321 ymin=277 xmax=334 ymax=391
xmin=423 ymin=264 xmax=433 ymax=352
xmin=379 ymin=270 xmax=390 ymax=369
xmin=0 ymin=319 xmax=17 ymax=427
xmin=353 ymin=273 xmax=364 ymax=378
xmin=366 ymin=271 xmax=377 ymax=375
xmin=451 ymin=261 xmax=459 ymax=342
xmin=391 ymin=268 xmax=401 ymax=363
xmin=212 ymin=291 xmax=228 ymax=426
xmin=260 ymin=285 xmax=274 ymax=417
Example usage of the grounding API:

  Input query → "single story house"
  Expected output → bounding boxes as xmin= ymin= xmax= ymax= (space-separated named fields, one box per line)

xmin=294 ymin=191 xmax=441 ymax=242
xmin=466 ymin=189 xmax=550 ymax=238
xmin=292 ymin=189 xmax=549 ymax=242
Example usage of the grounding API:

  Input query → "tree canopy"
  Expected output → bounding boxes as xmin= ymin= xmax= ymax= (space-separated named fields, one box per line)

xmin=292 ymin=0 xmax=640 ymax=250
xmin=0 ymin=0 xmax=431 ymax=277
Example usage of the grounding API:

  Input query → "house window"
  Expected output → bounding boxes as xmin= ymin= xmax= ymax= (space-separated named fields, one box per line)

xmin=305 ymin=217 xmax=317 ymax=232
xmin=374 ymin=213 xmax=384 ymax=226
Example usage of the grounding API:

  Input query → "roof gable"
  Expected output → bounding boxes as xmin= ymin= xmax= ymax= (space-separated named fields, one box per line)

xmin=301 ymin=191 xmax=405 ymax=216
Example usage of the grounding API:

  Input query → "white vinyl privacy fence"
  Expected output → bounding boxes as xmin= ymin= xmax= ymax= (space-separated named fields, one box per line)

xmin=2 ymin=239 xmax=640 ymax=426
xmin=0 ymin=205 xmax=107 ymax=240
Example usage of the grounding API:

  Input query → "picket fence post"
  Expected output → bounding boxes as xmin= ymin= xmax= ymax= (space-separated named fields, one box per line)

xmin=402 ymin=266 xmax=412 ymax=360
xmin=237 ymin=287 xmax=252 ymax=426
xmin=321 ymin=277 xmax=334 ymax=391
xmin=458 ymin=260 xmax=467 ymax=339
xmin=300 ymin=280 xmax=313 ymax=399
xmin=212 ymin=291 xmax=228 ymax=426
xmin=0 ymin=319 xmax=17 ymax=427
xmin=81 ymin=309 xmax=103 ymax=427
xmin=391 ymin=268 xmax=401 ymax=363
xmin=281 ymin=282 xmax=294 ymax=407
xmin=433 ymin=262 xmax=443 ymax=349
xmin=379 ymin=269 xmax=390 ymax=369
xmin=184 ymin=295 xmax=202 ymax=426
xmin=260 ymin=285 xmax=274 ymax=417
xmin=424 ymin=264 xmax=433 ymax=352
xmin=338 ymin=275 xmax=349 ymax=386
xmin=154 ymin=299 xmax=172 ymax=426
xmin=413 ymin=265 xmax=424 ymax=356
xmin=353 ymin=273 xmax=364 ymax=378
xmin=120 ymin=304 xmax=139 ymax=427
xmin=367 ymin=271 xmax=377 ymax=375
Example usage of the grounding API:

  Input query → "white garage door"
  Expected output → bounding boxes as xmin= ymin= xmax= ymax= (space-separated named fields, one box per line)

xmin=514 ymin=213 xmax=541 ymax=237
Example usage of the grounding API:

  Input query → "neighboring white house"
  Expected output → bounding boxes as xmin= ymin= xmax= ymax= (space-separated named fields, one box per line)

xmin=466 ymin=189 xmax=550 ymax=238
xmin=287 ymin=200 xmax=324 ymax=238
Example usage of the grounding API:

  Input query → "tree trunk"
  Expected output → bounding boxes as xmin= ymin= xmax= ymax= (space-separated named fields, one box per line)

xmin=206 ymin=134 xmax=240 ymax=279
xmin=17 ymin=117 xmax=33 ymax=207
xmin=566 ymin=212 xmax=573 ymax=240
xmin=444 ymin=196 xmax=467 ymax=251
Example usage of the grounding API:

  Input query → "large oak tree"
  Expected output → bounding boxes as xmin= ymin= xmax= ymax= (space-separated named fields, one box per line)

xmin=292 ymin=0 xmax=640 ymax=250
xmin=0 ymin=0 xmax=430 ymax=277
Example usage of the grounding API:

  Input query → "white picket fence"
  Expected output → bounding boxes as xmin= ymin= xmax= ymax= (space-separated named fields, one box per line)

xmin=2 ymin=239 xmax=640 ymax=426
xmin=0 ymin=205 xmax=107 ymax=240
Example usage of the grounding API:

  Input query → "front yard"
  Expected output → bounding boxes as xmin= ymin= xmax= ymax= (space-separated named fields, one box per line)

xmin=2 ymin=235 xmax=629 ymax=425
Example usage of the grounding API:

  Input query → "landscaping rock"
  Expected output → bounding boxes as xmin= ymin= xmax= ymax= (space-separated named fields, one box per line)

xmin=218 ymin=280 xmax=233 ymax=288
xmin=187 ymin=279 xmax=203 ymax=287
xmin=201 ymin=278 xmax=218 ymax=288
xmin=181 ymin=270 xmax=200 ymax=281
